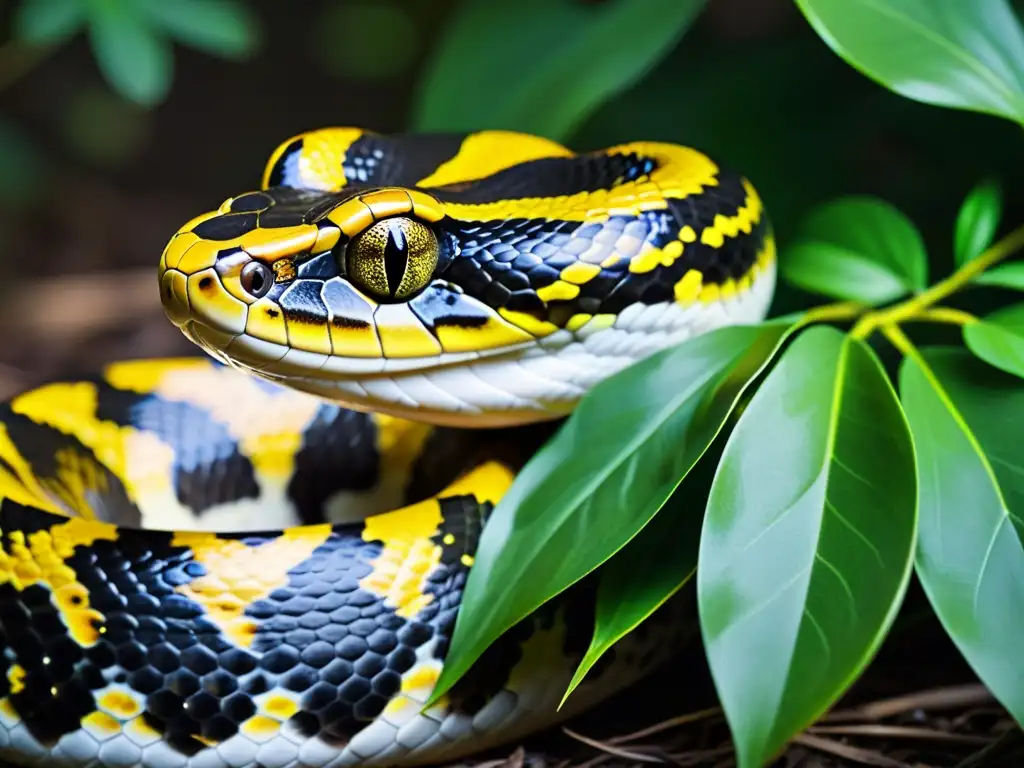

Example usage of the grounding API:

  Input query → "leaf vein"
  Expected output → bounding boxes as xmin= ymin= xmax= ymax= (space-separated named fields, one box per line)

xmin=824 ymin=498 xmax=885 ymax=569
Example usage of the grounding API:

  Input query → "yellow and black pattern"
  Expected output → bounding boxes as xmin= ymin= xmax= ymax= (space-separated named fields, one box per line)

xmin=0 ymin=364 xmax=680 ymax=767
xmin=0 ymin=129 xmax=775 ymax=767
xmin=159 ymin=129 xmax=774 ymax=422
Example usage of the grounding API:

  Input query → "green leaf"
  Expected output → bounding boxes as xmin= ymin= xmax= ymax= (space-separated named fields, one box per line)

xmin=899 ymin=348 xmax=1024 ymax=725
xmin=781 ymin=242 xmax=911 ymax=305
xmin=794 ymin=0 xmax=1024 ymax=125
xmin=780 ymin=196 xmax=928 ymax=304
xmin=132 ymin=0 xmax=261 ymax=59
xmin=963 ymin=304 xmax=1024 ymax=379
xmin=13 ymin=0 xmax=85 ymax=43
xmin=974 ymin=262 xmax=1024 ymax=290
xmin=426 ymin=319 xmax=794 ymax=707
xmin=698 ymin=326 xmax=917 ymax=768
xmin=88 ymin=1 xmax=173 ymax=106
xmin=412 ymin=0 xmax=706 ymax=139
xmin=561 ymin=451 xmax=713 ymax=706
xmin=955 ymin=178 xmax=1002 ymax=267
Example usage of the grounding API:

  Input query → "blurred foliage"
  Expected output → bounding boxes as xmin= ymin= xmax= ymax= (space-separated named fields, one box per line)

xmin=412 ymin=0 xmax=707 ymax=139
xmin=13 ymin=0 xmax=261 ymax=105
xmin=61 ymin=85 xmax=151 ymax=169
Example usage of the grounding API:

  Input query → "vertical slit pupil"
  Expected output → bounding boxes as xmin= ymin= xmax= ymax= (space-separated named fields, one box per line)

xmin=383 ymin=224 xmax=409 ymax=298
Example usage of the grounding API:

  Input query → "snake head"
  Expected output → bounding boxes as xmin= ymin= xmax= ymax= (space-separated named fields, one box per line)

xmin=158 ymin=184 xmax=551 ymax=426
xmin=159 ymin=130 xmax=777 ymax=427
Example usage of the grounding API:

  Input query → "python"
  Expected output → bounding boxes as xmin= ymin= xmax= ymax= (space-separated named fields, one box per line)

xmin=0 ymin=128 xmax=774 ymax=767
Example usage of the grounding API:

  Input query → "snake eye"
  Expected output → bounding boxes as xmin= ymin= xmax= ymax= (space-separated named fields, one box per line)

xmin=240 ymin=261 xmax=273 ymax=298
xmin=345 ymin=217 xmax=439 ymax=301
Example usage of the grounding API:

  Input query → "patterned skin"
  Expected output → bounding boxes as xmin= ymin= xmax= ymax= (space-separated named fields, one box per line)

xmin=160 ymin=129 xmax=775 ymax=427
xmin=0 ymin=130 xmax=775 ymax=767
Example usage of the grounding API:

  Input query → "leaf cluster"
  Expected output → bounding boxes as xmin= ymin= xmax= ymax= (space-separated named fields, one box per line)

xmin=12 ymin=0 xmax=261 ymax=106
xmin=419 ymin=1 xmax=1024 ymax=765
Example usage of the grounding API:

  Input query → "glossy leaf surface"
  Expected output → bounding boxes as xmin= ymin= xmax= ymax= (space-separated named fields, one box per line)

xmin=428 ymin=320 xmax=793 ymax=705
xmin=795 ymin=0 xmax=1024 ymax=125
xmin=781 ymin=196 xmax=927 ymax=304
xmin=698 ymin=326 xmax=917 ymax=768
xmin=561 ymin=452 xmax=713 ymax=705
xmin=963 ymin=303 xmax=1024 ymax=380
xmin=955 ymin=178 xmax=1002 ymax=266
xmin=975 ymin=262 xmax=1024 ymax=290
xmin=899 ymin=348 xmax=1024 ymax=725
xmin=413 ymin=0 xmax=705 ymax=139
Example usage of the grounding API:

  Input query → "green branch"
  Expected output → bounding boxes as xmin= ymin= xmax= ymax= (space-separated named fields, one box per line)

xmin=850 ymin=223 xmax=1024 ymax=340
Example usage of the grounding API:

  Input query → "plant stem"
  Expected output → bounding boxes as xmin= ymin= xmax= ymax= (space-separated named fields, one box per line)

xmin=851 ymin=223 xmax=1024 ymax=339
xmin=881 ymin=324 xmax=919 ymax=359
xmin=912 ymin=307 xmax=979 ymax=327
xmin=797 ymin=300 xmax=864 ymax=328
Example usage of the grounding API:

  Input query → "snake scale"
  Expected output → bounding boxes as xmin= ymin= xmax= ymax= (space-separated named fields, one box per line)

xmin=0 ymin=129 xmax=775 ymax=767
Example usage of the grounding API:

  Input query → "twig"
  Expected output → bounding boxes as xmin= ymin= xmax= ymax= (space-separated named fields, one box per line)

xmin=562 ymin=726 xmax=666 ymax=764
xmin=824 ymin=684 xmax=994 ymax=722
xmin=954 ymin=727 xmax=1024 ymax=768
xmin=667 ymin=744 xmax=735 ymax=767
xmin=808 ymin=723 xmax=994 ymax=745
xmin=457 ymin=747 xmax=527 ymax=768
xmin=793 ymin=733 xmax=918 ymax=768
xmin=606 ymin=707 xmax=723 ymax=745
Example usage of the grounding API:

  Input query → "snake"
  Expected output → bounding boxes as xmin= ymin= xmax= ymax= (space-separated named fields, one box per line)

xmin=0 ymin=128 xmax=775 ymax=768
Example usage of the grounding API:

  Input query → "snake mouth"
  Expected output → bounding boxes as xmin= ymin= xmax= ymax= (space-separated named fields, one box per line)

xmin=178 ymin=315 xmax=568 ymax=427
xmin=185 ymin=314 xmax=544 ymax=379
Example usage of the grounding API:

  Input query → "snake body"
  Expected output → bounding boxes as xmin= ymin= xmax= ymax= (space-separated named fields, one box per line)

xmin=0 ymin=129 xmax=775 ymax=767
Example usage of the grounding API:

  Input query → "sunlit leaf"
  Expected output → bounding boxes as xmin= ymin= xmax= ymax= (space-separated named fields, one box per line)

xmin=795 ymin=0 xmax=1024 ymax=125
xmin=13 ymin=0 xmax=84 ymax=44
xmin=426 ymin=320 xmax=794 ymax=706
xmin=899 ymin=348 xmax=1024 ymax=725
xmin=133 ymin=0 xmax=261 ymax=59
xmin=975 ymin=262 xmax=1024 ymax=290
xmin=413 ymin=0 xmax=706 ymax=139
xmin=955 ymin=178 xmax=1002 ymax=266
xmin=88 ymin=2 xmax=173 ymax=106
xmin=698 ymin=326 xmax=917 ymax=768
xmin=781 ymin=196 xmax=928 ymax=304
xmin=963 ymin=303 xmax=1024 ymax=379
